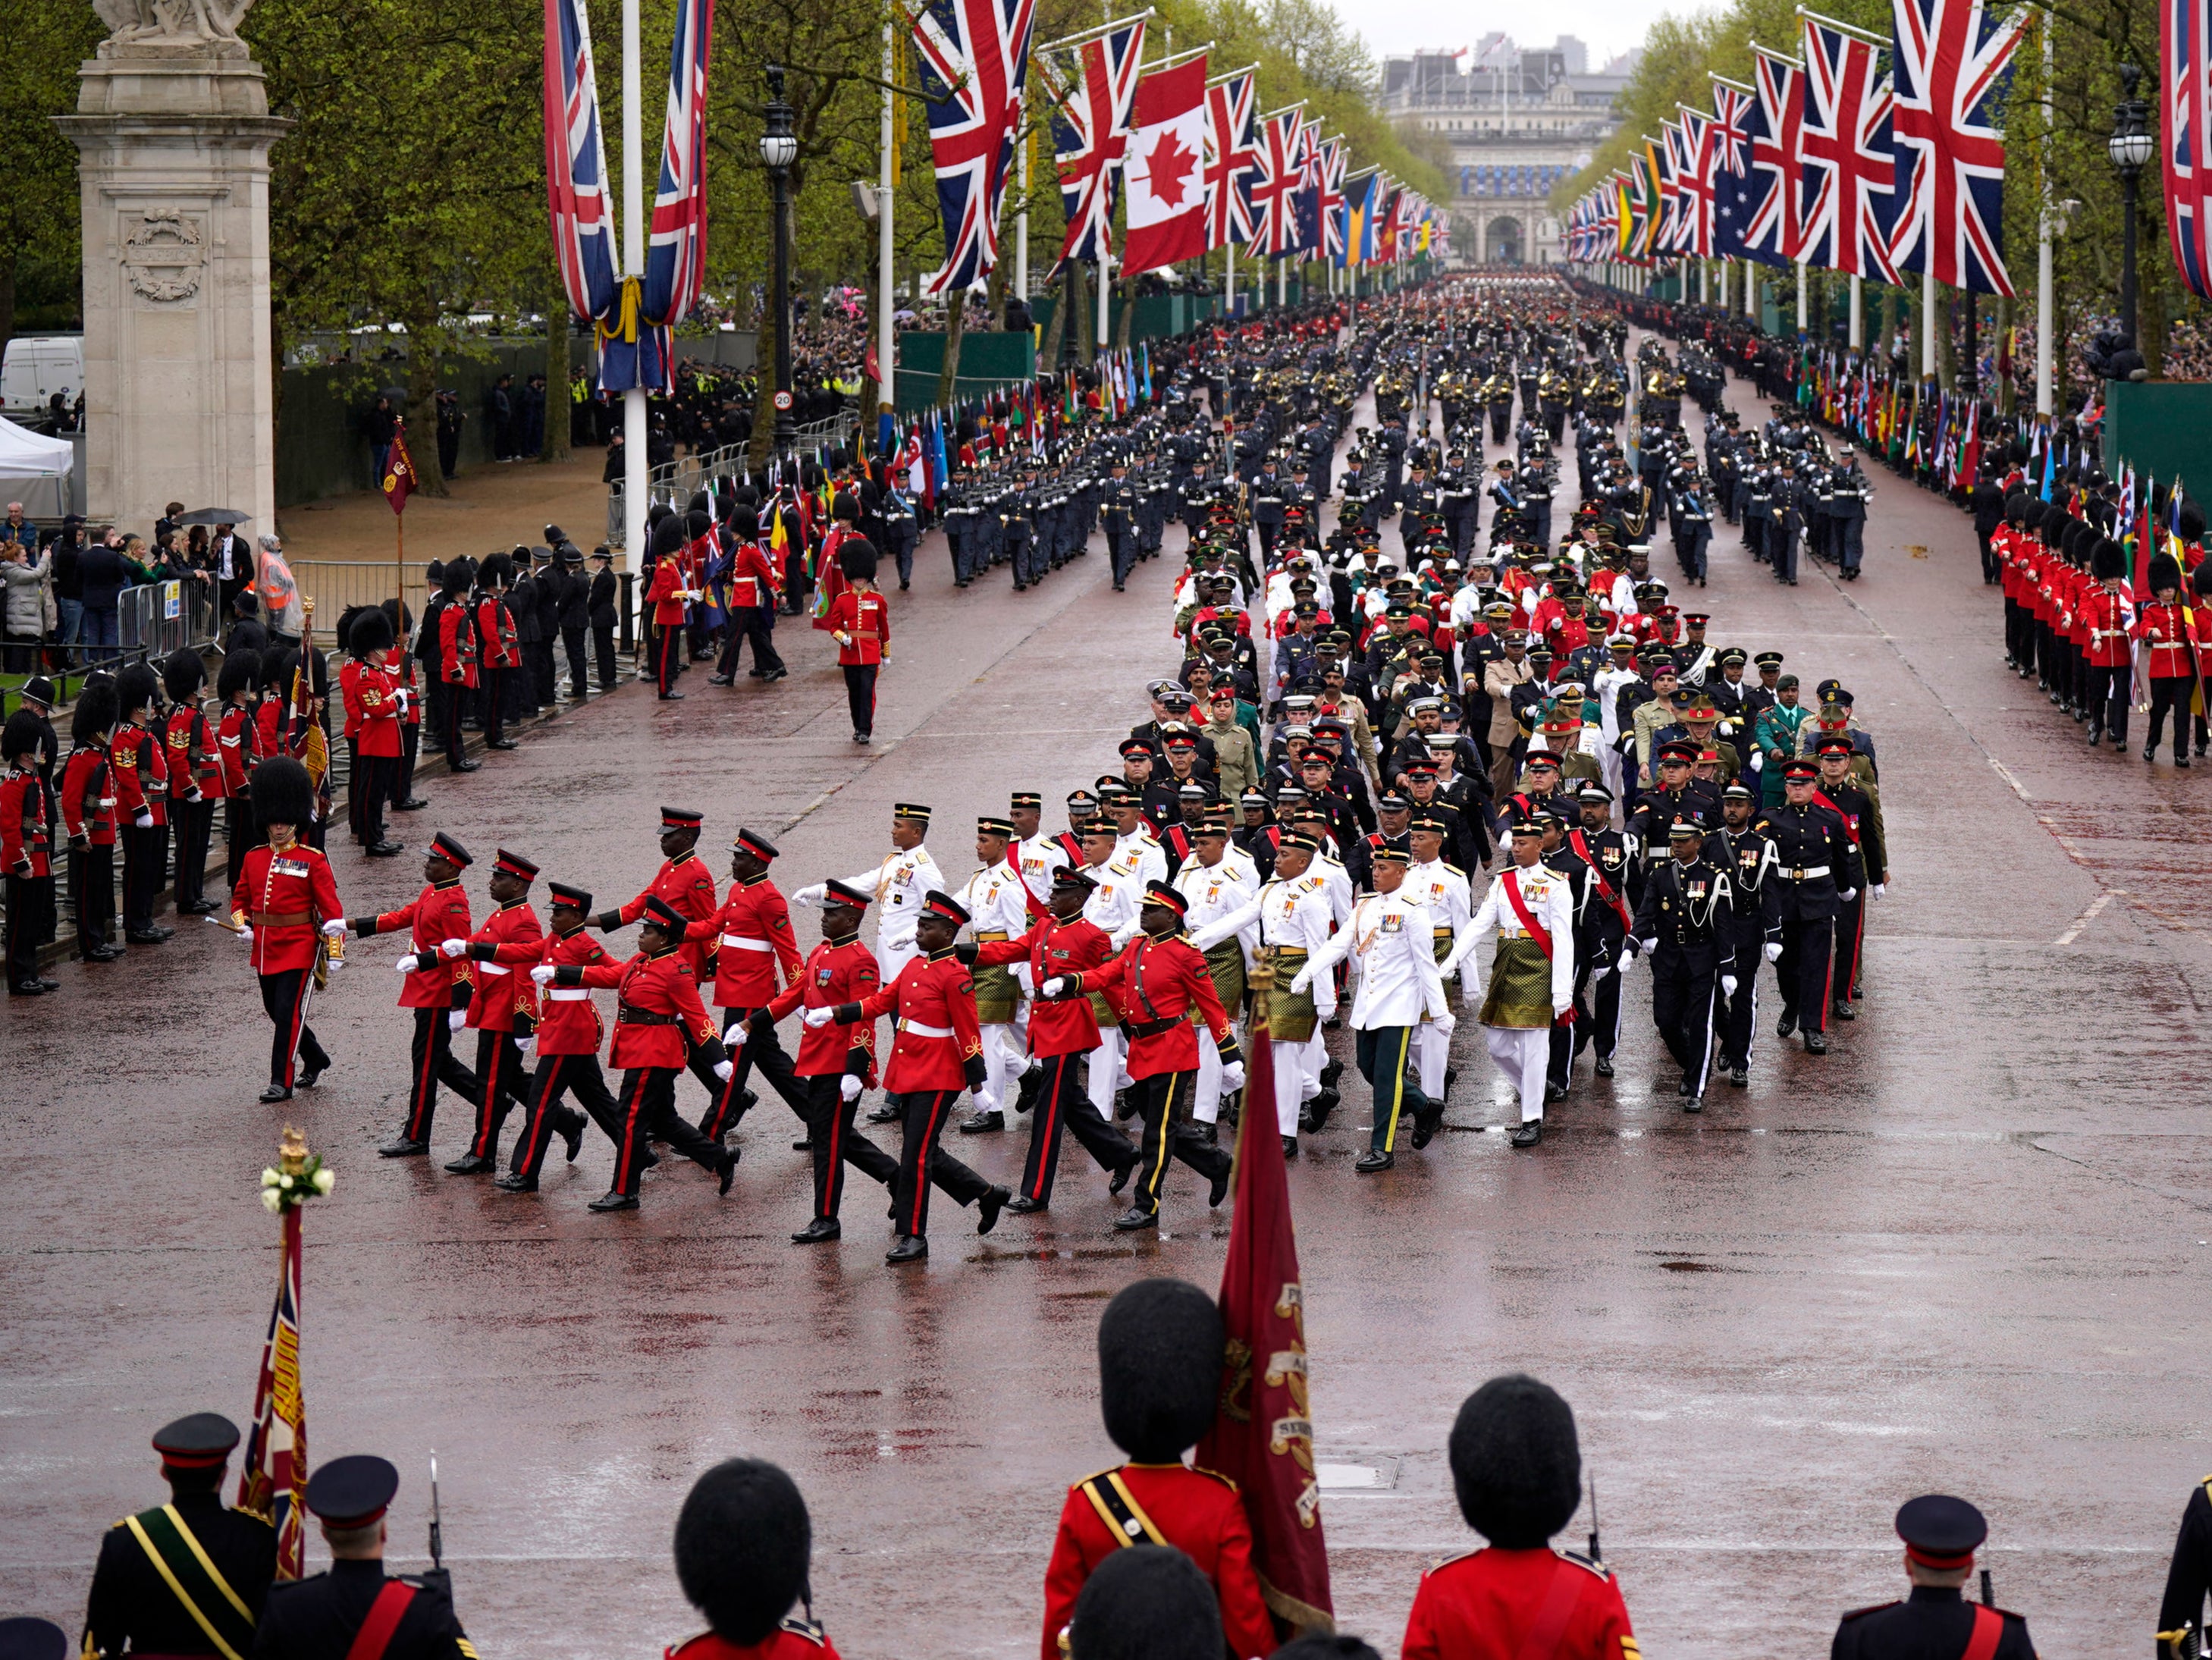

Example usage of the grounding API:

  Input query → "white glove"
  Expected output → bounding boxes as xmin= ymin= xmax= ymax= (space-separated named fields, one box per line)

xmin=1431 ymin=1010 xmax=1456 ymax=1038
xmin=1871 ymin=883 xmax=1886 ymax=899
xmin=1839 ymin=888 xmax=1857 ymax=902
xmin=1639 ymin=938 xmax=1658 ymax=956
xmin=530 ymin=965 xmax=557 ymax=985
xmin=802 ymin=1006 xmax=834 ymax=1028
xmin=713 ymin=1059 xmax=735 ymax=1081
xmin=1040 ymin=975 xmax=1069 ymax=997
xmin=839 ymin=1074 xmax=862 ymax=1102
xmin=793 ymin=883 xmax=826 ymax=907
xmin=1721 ymin=974 xmax=1738 ymax=996
xmin=321 ymin=919 xmax=347 ymax=939
xmin=1288 ymin=966 xmax=1314 ymax=993
xmin=725 ymin=1020 xmax=749 ymax=1047
xmin=395 ymin=954 xmax=419 ymax=974
xmin=448 ymin=1009 xmax=467 ymax=1032
xmin=971 ymin=1086 xmax=999 ymax=1117
xmin=518 ymin=1033 xmax=536 ymax=1059
xmin=1551 ymin=993 xmax=1573 ymax=1015
xmin=1763 ymin=940 xmax=1784 ymax=963
xmin=439 ymin=937 xmax=468 ymax=959
xmin=237 ymin=924 xmax=254 ymax=946
xmin=133 ymin=810 xmax=152 ymax=828
xmin=1219 ymin=1061 xmax=1247 ymax=1095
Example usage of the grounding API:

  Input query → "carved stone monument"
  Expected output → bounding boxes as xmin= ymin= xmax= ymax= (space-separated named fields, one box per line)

xmin=56 ymin=0 xmax=290 ymax=535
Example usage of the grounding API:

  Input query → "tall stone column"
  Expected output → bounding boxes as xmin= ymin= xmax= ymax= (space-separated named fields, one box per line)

xmin=57 ymin=11 xmax=290 ymax=537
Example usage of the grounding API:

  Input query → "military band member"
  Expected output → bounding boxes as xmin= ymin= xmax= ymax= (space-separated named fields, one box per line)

xmin=1444 ymin=817 xmax=1576 ymax=1148
xmin=82 ymin=1414 xmax=278 ymax=1660
xmin=351 ymin=832 xmax=478 ymax=1153
xmin=1046 ymin=882 xmax=1240 ymax=1231
xmin=1833 ymin=1495 xmax=2035 ymax=1660
xmin=1040 ymin=1279 xmax=1275 ymax=1660
xmin=231 ymin=757 xmax=345 ymax=1102
xmin=251 ymin=1454 xmax=478 ymax=1659
xmin=813 ymin=889 xmax=1010 ymax=1262
xmin=758 ymin=877 xmax=899 ymax=1243
xmin=794 ymin=802 xmax=943 ymax=984
xmin=495 ymin=880 xmax=610 ymax=1191
xmin=1290 ymin=844 xmax=1451 ymax=1171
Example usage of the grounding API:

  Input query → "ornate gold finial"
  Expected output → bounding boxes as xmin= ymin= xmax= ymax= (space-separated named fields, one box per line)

xmin=278 ymin=1125 xmax=309 ymax=1176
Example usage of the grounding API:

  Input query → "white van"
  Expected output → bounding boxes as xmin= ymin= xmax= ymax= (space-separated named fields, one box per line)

xmin=1 ymin=336 xmax=85 ymax=417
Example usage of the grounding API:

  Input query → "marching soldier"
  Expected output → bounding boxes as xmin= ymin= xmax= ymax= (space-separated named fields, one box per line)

xmin=82 ymin=1414 xmax=278 ymax=1660
xmin=1563 ymin=784 xmax=1635 ymax=1081
xmin=1443 ymin=816 xmax=1575 ymax=1148
xmin=441 ymin=849 xmax=545 ymax=1174
xmin=956 ymin=814 xmax=1039 ymax=1134
xmin=1814 ymin=737 xmax=1886 ymax=1024
xmin=794 ymin=802 xmax=943 ymax=984
xmin=1704 ymin=783 xmax=1783 ymax=1089
xmin=594 ymin=805 xmax=726 ymax=1103
xmin=686 ymin=827 xmax=808 ymax=1145
xmin=494 ymin=879 xmax=610 ymax=1192
xmin=1627 ymin=819 xmax=1735 ymax=1112
xmin=350 ymin=832 xmax=478 ymax=1153
xmin=1759 ymin=759 xmax=1863 ymax=1055
xmin=230 ymin=756 xmax=345 ymax=1103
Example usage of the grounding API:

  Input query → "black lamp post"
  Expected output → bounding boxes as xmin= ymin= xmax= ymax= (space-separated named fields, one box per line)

xmin=2109 ymin=62 xmax=2154 ymax=349
xmin=761 ymin=64 xmax=799 ymax=458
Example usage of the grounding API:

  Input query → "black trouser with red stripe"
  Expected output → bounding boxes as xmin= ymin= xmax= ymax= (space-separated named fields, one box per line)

xmin=1775 ymin=917 xmax=1834 ymax=1035
xmin=171 ymin=797 xmax=213 ymax=907
xmin=258 ymin=968 xmax=330 ymax=1090
xmin=466 ymin=1026 xmax=537 ymax=1159
xmin=120 ymin=822 xmax=162 ymax=934
xmin=1020 ymin=1053 xmax=1135 ymax=1204
xmin=403 ymin=1006 xmax=480 ymax=1142
xmin=890 ymin=1088 xmax=991 ymax=1237
xmin=610 ymin=1065 xmax=723 ymax=1197
xmin=803 ymin=1073 xmax=899 ymax=1219
xmin=507 ymin=1053 xmax=608 ymax=1180
xmin=653 ymin=624 xmax=682 ymax=695
xmin=698 ymin=1005 xmax=808 ymax=1139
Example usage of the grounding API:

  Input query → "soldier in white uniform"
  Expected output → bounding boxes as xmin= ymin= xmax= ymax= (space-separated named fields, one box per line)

xmin=1101 ymin=783 xmax=1168 ymax=886
xmin=1404 ymin=816 xmax=1474 ymax=1107
xmin=1079 ymin=819 xmax=1148 ymax=1121
xmin=1003 ymin=790 xmax=1068 ymax=1113
xmin=955 ymin=814 xmax=1040 ymax=1134
xmin=1190 ymin=833 xmax=1340 ymax=1153
xmin=1443 ymin=814 xmax=1577 ymax=1147
xmin=1289 ymin=846 xmax=1453 ymax=1172
xmin=1171 ymin=824 xmax=1260 ymax=1134
xmin=792 ymin=801 xmax=943 ymax=984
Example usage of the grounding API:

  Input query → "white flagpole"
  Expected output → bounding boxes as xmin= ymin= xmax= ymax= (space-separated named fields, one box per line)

xmin=1922 ymin=264 xmax=1936 ymax=378
xmin=2035 ymin=17 xmax=2054 ymax=416
xmin=1796 ymin=259 xmax=1807 ymax=331
xmin=621 ymin=0 xmax=646 ymax=564
xmin=1225 ymin=240 xmax=1235 ymax=315
xmin=1849 ymin=272 xmax=1862 ymax=348
xmin=879 ymin=20 xmax=896 ymax=429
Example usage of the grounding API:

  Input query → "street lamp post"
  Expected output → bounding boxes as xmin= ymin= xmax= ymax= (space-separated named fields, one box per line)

xmin=2109 ymin=62 xmax=2154 ymax=349
xmin=761 ymin=64 xmax=800 ymax=460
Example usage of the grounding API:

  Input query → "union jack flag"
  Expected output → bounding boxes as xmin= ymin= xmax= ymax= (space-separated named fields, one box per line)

xmin=541 ymin=0 xmax=619 ymax=325
xmin=912 ymin=0 xmax=1038 ymax=297
xmin=1709 ymin=77 xmax=1759 ymax=260
xmin=1654 ymin=124 xmax=1687 ymax=253
xmin=1747 ymin=46 xmax=1806 ymax=265
xmin=2166 ymin=0 xmax=2212 ymax=295
xmin=1203 ymin=69 xmax=1259 ymax=249
xmin=641 ymin=0 xmax=713 ymax=333
xmin=1799 ymin=14 xmax=1900 ymax=281
xmin=1043 ymin=17 xmax=1145 ymax=268
xmin=1245 ymin=109 xmax=1306 ymax=259
xmin=1674 ymin=106 xmax=1718 ymax=256
xmin=1318 ymin=136 xmax=1348 ymax=261
xmin=1888 ymin=0 xmax=2025 ymax=293
xmin=1292 ymin=116 xmax=1325 ymax=253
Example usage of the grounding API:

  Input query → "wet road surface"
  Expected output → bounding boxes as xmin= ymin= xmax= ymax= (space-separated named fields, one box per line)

xmin=7 ymin=352 xmax=2212 ymax=1658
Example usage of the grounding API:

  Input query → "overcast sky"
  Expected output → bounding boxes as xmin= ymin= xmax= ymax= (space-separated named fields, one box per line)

xmin=1332 ymin=0 xmax=1683 ymax=72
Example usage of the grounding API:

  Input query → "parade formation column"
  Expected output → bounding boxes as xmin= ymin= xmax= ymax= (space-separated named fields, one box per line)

xmin=57 ymin=5 xmax=291 ymax=537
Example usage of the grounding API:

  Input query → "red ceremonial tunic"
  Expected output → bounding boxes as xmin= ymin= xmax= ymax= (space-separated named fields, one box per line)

xmin=2082 ymin=585 xmax=2132 ymax=669
xmin=59 ymin=748 xmax=115 ymax=847
xmin=681 ymin=876 xmax=802 ymax=1009
xmin=462 ymin=899 xmax=543 ymax=1031
xmin=529 ymin=924 xmax=616 ymax=1057
xmin=566 ymin=946 xmax=718 ymax=1069
xmin=359 ymin=879 xmax=474 ymax=1009
xmin=2138 ymin=600 xmax=2198 ymax=679
xmin=616 ymin=852 xmax=720 ymax=981
xmin=164 ymin=707 xmax=220 ymax=802
xmin=1038 ymin=1462 xmax=1275 ymax=1660
xmin=1401 ymin=1545 xmax=1637 ymax=1660
xmin=1064 ymin=933 xmax=1235 ymax=1078
xmin=231 ymin=840 xmax=343 ymax=975
xmin=338 ymin=657 xmax=363 ymax=740
xmin=764 ymin=934 xmax=881 ymax=1083
xmin=439 ymin=600 xmax=478 ymax=688
xmin=2 ymin=764 xmax=52 ymax=877
xmin=850 ymin=946 xmax=983 ymax=1094
xmin=726 ymin=540 xmax=778 ymax=609
xmin=647 ymin=557 xmax=689 ymax=626
xmin=665 ymin=1622 xmax=839 ymax=1660
xmin=356 ymin=662 xmax=402 ymax=758
xmin=974 ymin=915 xmax=1114 ymax=1056
xmin=823 ymin=588 xmax=889 ymax=667
xmin=216 ymin=704 xmax=259 ymax=796
xmin=476 ymin=593 xmax=519 ymax=668
xmin=110 ymin=720 xmax=167 ymax=827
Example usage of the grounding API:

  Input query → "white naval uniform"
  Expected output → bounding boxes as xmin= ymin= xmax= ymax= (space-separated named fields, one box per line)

xmin=1173 ymin=854 xmax=1260 ymax=1125
xmin=961 ymin=855 xmax=1038 ymax=1110
xmin=1192 ymin=871 xmax=1337 ymax=1134
xmin=1114 ymin=827 xmax=1169 ymax=889
xmin=1081 ymin=850 xmax=1148 ymax=1116
xmin=1443 ymin=865 xmax=1577 ymax=1124
xmin=796 ymin=843 xmax=944 ymax=983
xmin=1404 ymin=856 xmax=1474 ymax=1100
xmin=1294 ymin=889 xmax=1451 ymax=1031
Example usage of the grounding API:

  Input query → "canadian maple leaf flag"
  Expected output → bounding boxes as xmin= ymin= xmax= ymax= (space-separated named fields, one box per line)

xmin=1122 ymin=55 xmax=1207 ymax=276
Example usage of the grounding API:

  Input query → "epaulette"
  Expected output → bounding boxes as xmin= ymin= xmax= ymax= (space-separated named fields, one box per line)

xmin=778 ymin=1616 xmax=829 ymax=1647
xmin=1443 ymin=861 xmax=1464 ymax=877
xmin=1555 ymin=1546 xmax=1611 ymax=1580
xmin=1188 ymin=1464 xmax=1241 ymax=1493
xmin=267 ymin=1571 xmax=331 ymax=1593
xmin=1428 ymin=1545 xmax=1483 ymax=1573
xmin=1069 ymin=1461 xmax=1128 ymax=1492
xmin=1838 ymin=1601 xmax=1900 ymax=1622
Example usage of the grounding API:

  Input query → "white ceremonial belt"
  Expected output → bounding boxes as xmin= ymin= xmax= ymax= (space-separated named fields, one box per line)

xmin=899 ymin=1018 xmax=952 ymax=1038
xmin=720 ymin=934 xmax=773 ymax=951
xmin=1781 ymin=865 xmax=1831 ymax=880
xmin=478 ymin=963 xmax=511 ymax=975
xmin=547 ymin=987 xmax=590 ymax=1001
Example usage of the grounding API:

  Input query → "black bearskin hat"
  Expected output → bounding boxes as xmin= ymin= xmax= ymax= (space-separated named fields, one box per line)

xmin=2193 ymin=560 xmax=2212 ymax=598
xmin=2091 ymin=537 xmax=2126 ymax=582
xmin=1097 ymin=1278 xmax=1222 ymax=1462
xmin=250 ymin=756 xmax=315 ymax=830
xmin=835 ymin=537 xmax=880 ymax=582
xmin=1067 ymin=1544 xmax=1220 ymax=1660
xmin=478 ymin=551 xmax=514 ymax=590
xmin=2180 ymin=500 xmax=2207 ymax=543
xmin=217 ymin=650 xmax=261 ymax=701
xmin=348 ymin=607 xmax=396 ymax=657
xmin=162 ymin=647 xmax=205 ymax=703
xmin=2 ymin=708 xmax=44 ymax=762
xmin=2150 ymin=552 xmax=2183 ymax=594
xmin=116 ymin=662 xmax=161 ymax=718
xmin=651 ymin=513 xmax=689 ymax=561
xmin=673 ymin=1458 xmax=811 ymax=1646
xmin=441 ymin=560 xmax=472 ymax=595
xmin=71 ymin=679 xmax=118 ymax=745
xmin=1448 ymin=1373 xmax=1583 ymax=1549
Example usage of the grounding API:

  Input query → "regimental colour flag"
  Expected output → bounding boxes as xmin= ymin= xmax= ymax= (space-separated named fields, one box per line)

xmin=912 ymin=0 xmax=1039 ymax=296
xmin=1045 ymin=17 xmax=1146 ymax=268
xmin=1887 ymin=0 xmax=2024 ymax=293
xmin=1122 ymin=55 xmax=1210 ymax=275
xmin=1799 ymin=14 xmax=1901 ymax=281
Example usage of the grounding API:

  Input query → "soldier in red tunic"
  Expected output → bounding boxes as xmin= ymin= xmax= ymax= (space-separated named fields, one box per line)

xmin=435 ymin=560 xmax=479 ymax=771
xmin=755 ymin=877 xmax=899 ymax=1243
xmin=496 ymin=878 xmax=615 ymax=1191
xmin=969 ymin=868 xmax=1137 ymax=1211
xmin=598 ymin=805 xmax=729 ymax=1105
xmin=475 ymin=551 xmax=522 ymax=750
xmin=820 ymin=538 xmax=888 ymax=745
xmin=1040 ymin=1279 xmax=1275 ymax=1660
xmin=645 ymin=515 xmax=698 ymax=701
xmin=1401 ymin=1375 xmax=1637 ymax=1660
xmin=348 ymin=830 xmax=481 ymax=1157
xmin=441 ymin=849 xmax=548 ymax=1175
xmin=814 ymin=889 xmax=1009 ymax=1263
xmin=4 ymin=710 xmax=58 ymax=995
xmin=2137 ymin=551 xmax=2199 ymax=767
xmin=161 ymin=647 xmax=221 ymax=915
xmin=1047 ymin=881 xmax=1239 ymax=1233
xmin=345 ymin=607 xmax=405 ymax=857
xmin=665 ymin=1458 xmax=841 ymax=1660
xmin=59 ymin=679 xmax=121 ymax=962
xmin=215 ymin=650 xmax=262 ymax=891
xmin=111 ymin=662 xmax=171 ymax=945
xmin=228 ymin=757 xmax=345 ymax=1102
xmin=686 ymin=827 xmax=807 ymax=1145
xmin=541 ymin=895 xmax=737 ymax=1211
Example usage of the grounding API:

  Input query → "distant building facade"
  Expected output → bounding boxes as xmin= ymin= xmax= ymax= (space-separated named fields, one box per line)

xmin=1379 ymin=36 xmax=1636 ymax=266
